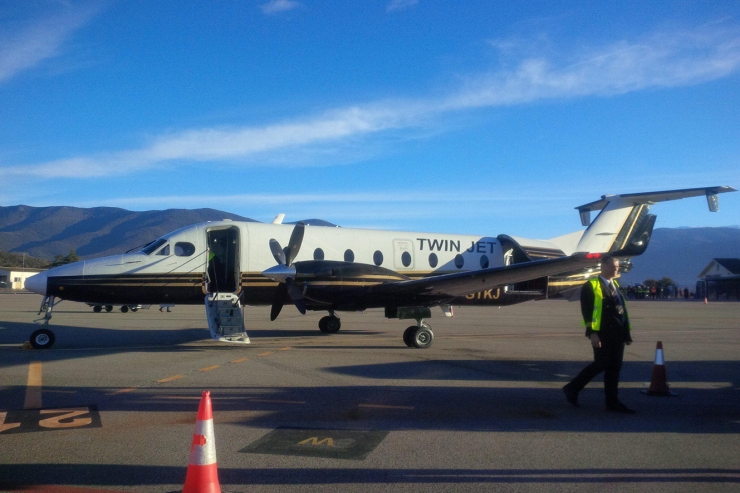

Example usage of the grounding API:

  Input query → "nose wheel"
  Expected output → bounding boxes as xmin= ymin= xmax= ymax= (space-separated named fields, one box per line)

xmin=29 ymin=328 xmax=55 ymax=349
xmin=403 ymin=323 xmax=434 ymax=349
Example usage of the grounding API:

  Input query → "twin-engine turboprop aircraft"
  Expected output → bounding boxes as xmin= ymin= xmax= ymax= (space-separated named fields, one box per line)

xmin=24 ymin=186 xmax=735 ymax=349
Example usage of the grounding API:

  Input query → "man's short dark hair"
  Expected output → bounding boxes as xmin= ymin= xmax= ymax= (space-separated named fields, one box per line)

xmin=602 ymin=254 xmax=617 ymax=264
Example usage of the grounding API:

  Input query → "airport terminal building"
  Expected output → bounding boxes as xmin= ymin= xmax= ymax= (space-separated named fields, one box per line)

xmin=0 ymin=267 xmax=45 ymax=290
xmin=696 ymin=258 xmax=740 ymax=301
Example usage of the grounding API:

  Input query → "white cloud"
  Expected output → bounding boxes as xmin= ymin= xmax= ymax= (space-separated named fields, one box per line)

xmin=0 ymin=5 xmax=99 ymax=83
xmin=386 ymin=0 xmax=418 ymax=13
xmin=6 ymin=23 xmax=740 ymax=179
xmin=261 ymin=0 xmax=302 ymax=15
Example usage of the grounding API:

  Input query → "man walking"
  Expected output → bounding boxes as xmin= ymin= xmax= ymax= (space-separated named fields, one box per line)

xmin=563 ymin=254 xmax=635 ymax=413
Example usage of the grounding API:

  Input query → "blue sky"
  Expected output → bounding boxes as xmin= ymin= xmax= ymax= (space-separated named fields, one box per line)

xmin=1 ymin=0 xmax=739 ymax=239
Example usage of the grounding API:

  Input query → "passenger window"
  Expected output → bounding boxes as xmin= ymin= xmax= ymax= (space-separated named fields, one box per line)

xmin=480 ymin=255 xmax=489 ymax=269
xmin=175 ymin=242 xmax=196 ymax=257
xmin=401 ymin=251 xmax=412 ymax=267
xmin=373 ymin=251 xmax=383 ymax=266
xmin=156 ymin=244 xmax=170 ymax=256
xmin=314 ymin=248 xmax=325 ymax=260
xmin=455 ymin=254 xmax=464 ymax=269
xmin=429 ymin=253 xmax=438 ymax=268
xmin=344 ymin=249 xmax=354 ymax=262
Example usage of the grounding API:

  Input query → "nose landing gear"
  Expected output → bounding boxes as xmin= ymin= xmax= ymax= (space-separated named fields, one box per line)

xmin=30 ymin=295 xmax=60 ymax=349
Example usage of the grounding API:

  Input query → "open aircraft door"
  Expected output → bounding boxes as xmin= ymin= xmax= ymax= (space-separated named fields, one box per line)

xmin=204 ymin=225 xmax=250 ymax=344
xmin=206 ymin=226 xmax=241 ymax=294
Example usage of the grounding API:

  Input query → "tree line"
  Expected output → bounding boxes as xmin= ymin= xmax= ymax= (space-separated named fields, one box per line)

xmin=0 ymin=249 xmax=80 ymax=269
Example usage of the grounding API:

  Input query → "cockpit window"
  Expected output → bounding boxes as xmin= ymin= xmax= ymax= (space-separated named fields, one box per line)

xmin=156 ymin=244 xmax=170 ymax=256
xmin=175 ymin=242 xmax=195 ymax=257
xmin=141 ymin=238 xmax=167 ymax=255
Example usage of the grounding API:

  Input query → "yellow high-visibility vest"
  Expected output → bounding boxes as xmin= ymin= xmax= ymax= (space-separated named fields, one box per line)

xmin=585 ymin=278 xmax=631 ymax=332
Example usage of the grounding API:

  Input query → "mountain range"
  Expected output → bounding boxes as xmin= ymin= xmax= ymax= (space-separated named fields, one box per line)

xmin=1 ymin=205 xmax=737 ymax=288
xmin=0 ymin=205 xmax=255 ymax=259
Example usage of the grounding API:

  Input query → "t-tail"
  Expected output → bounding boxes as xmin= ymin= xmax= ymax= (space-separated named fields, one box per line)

xmin=572 ymin=186 xmax=736 ymax=256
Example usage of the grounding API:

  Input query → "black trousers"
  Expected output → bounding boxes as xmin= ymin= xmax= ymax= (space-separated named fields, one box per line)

xmin=567 ymin=341 xmax=625 ymax=404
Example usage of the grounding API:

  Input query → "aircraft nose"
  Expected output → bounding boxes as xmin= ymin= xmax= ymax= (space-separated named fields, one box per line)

xmin=25 ymin=271 xmax=48 ymax=296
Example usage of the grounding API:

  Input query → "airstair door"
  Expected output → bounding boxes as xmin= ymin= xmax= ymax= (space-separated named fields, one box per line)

xmin=206 ymin=226 xmax=240 ymax=294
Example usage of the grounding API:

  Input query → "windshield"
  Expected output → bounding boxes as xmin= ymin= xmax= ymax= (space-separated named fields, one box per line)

xmin=140 ymin=238 xmax=167 ymax=255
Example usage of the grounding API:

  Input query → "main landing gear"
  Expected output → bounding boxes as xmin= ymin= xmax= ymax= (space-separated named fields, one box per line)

xmin=318 ymin=311 xmax=341 ymax=333
xmin=403 ymin=322 xmax=434 ymax=349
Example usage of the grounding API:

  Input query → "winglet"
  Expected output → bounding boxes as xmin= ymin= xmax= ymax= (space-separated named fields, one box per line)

xmin=272 ymin=214 xmax=286 ymax=225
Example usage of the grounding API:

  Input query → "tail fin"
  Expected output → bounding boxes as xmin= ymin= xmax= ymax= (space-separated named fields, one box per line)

xmin=574 ymin=186 xmax=736 ymax=255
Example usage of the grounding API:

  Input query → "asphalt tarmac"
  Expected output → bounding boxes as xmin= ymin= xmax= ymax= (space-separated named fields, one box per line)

xmin=0 ymin=293 xmax=739 ymax=492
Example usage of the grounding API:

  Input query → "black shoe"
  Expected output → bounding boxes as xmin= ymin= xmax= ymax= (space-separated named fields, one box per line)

xmin=562 ymin=385 xmax=579 ymax=408
xmin=606 ymin=402 xmax=636 ymax=414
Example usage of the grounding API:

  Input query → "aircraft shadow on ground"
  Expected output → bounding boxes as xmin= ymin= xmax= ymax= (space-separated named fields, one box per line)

xmin=0 ymin=320 xmax=388 ymax=369
xmin=0 ymin=464 xmax=738 ymax=488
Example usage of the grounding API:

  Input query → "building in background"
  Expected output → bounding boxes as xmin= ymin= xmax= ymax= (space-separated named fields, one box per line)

xmin=696 ymin=258 xmax=740 ymax=301
xmin=0 ymin=268 xmax=45 ymax=290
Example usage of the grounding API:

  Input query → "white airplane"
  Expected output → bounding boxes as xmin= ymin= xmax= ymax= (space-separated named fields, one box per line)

xmin=24 ymin=186 xmax=735 ymax=349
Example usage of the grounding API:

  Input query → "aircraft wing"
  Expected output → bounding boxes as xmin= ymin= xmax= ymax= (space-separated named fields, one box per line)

xmin=367 ymin=252 xmax=599 ymax=300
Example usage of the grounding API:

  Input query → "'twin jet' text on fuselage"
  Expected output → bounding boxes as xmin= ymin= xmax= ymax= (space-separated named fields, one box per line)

xmin=416 ymin=239 xmax=497 ymax=254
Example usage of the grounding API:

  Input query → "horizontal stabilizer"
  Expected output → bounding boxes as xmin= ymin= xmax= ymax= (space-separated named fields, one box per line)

xmin=576 ymin=186 xmax=736 ymax=226
xmin=574 ymin=185 xmax=736 ymax=254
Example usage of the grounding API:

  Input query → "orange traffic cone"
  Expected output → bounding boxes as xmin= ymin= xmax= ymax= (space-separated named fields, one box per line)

xmin=183 ymin=391 xmax=221 ymax=493
xmin=641 ymin=342 xmax=677 ymax=397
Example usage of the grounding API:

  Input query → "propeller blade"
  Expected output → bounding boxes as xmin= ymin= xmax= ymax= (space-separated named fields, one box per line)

xmin=285 ymin=222 xmax=305 ymax=266
xmin=270 ymin=283 xmax=288 ymax=321
xmin=286 ymin=278 xmax=307 ymax=315
xmin=269 ymin=239 xmax=286 ymax=266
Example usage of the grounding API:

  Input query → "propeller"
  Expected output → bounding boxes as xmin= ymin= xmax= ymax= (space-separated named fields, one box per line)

xmin=262 ymin=222 xmax=307 ymax=320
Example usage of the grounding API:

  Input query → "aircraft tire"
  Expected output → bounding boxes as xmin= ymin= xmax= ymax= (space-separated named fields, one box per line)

xmin=29 ymin=328 xmax=55 ymax=349
xmin=131 ymin=306 xmax=138 ymax=312
xmin=93 ymin=305 xmax=102 ymax=313
xmin=105 ymin=305 xmax=113 ymax=312
xmin=120 ymin=305 xmax=129 ymax=313
xmin=403 ymin=326 xmax=416 ymax=347
xmin=319 ymin=316 xmax=341 ymax=333
xmin=412 ymin=325 xmax=434 ymax=349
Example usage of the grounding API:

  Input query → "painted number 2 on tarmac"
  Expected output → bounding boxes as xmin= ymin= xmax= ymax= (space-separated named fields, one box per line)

xmin=0 ymin=406 xmax=102 ymax=434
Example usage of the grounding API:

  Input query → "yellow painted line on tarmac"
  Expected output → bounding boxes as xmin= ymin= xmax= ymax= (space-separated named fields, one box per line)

xmin=108 ymin=387 xmax=137 ymax=395
xmin=199 ymin=365 xmax=221 ymax=372
xmin=157 ymin=374 xmax=185 ymax=383
xmin=257 ymin=351 xmax=272 ymax=357
xmin=279 ymin=347 xmax=291 ymax=351
xmin=24 ymin=361 xmax=42 ymax=409
xmin=231 ymin=357 xmax=249 ymax=363
xmin=359 ymin=404 xmax=415 ymax=410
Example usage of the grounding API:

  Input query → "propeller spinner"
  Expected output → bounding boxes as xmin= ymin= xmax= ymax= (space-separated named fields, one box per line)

xmin=262 ymin=222 xmax=307 ymax=320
